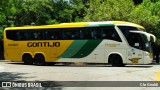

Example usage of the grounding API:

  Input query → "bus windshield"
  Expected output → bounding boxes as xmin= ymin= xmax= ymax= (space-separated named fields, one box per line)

xmin=127 ymin=32 xmax=152 ymax=52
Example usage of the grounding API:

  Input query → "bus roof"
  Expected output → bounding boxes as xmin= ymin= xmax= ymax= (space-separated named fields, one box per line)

xmin=4 ymin=21 xmax=145 ymax=30
xmin=113 ymin=21 xmax=145 ymax=29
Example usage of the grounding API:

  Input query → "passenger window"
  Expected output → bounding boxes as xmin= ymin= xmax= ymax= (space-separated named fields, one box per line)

xmin=44 ymin=30 xmax=60 ymax=40
xmin=81 ymin=28 xmax=92 ymax=39
xmin=17 ymin=31 xmax=29 ymax=40
xmin=30 ymin=31 xmax=43 ymax=40
xmin=63 ymin=30 xmax=72 ymax=39
xmin=62 ymin=29 xmax=80 ymax=40
xmin=102 ymin=26 xmax=122 ymax=42
xmin=118 ymin=26 xmax=138 ymax=39
xmin=6 ymin=30 xmax=18 ymax=40
xmin=6 ymin=30 xmax=29 ymax=40
xmin=91 ymin=28 xmax=102 ymax=39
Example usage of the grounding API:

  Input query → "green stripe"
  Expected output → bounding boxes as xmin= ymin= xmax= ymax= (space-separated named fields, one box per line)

xmin=58 ymin=40 xmax=88 ymax=58
xmin=71 ymin=40 xmax=102 ymax=58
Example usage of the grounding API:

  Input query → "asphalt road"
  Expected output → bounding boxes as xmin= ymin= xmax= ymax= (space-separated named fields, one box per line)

xmin=0 ymin=60 xmax=160 ymax=90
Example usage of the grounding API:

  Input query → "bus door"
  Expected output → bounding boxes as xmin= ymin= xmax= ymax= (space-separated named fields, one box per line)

xmin=127 ymin=32 xmax=144 ymax=64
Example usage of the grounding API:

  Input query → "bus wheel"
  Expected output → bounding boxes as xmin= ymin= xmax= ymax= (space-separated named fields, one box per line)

xmin=23 ymin=54 xmax=33 ymax=65
xmin=109 ymin=54 xmax=123 ymax=67
xmin=34 ymin=54 xmax=45 ymax=66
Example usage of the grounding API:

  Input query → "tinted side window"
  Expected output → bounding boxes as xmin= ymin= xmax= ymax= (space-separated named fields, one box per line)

xmin=6 ymin=27 xmax=121 ymax=41
xmin=81 ymin=28 xmax=92 ymax=39
xmin=61 ymin=27 xmax=102 ymax=40
xmin=81 ymin=27 xmax=102 ymax=39
xmin=17 ymin=31 xmax=29 ymax=40
xmin=6 ymin=30 xmax=18 ymax=40
xmin=44 ymin=29 xmax=61 ymax=40
xmin=6 ymin=30 xmax=29 ymax=40
xmin=90 ymin=27 xmax=102 ymax=39
xmin=62 ymin=28 xmax=80 ymax=40
xmin=102 ymin=26 xmax=122 ymax=42
xmin=30 ymin=30 xmax=43 ymax=40
xmin=118 ymin=26 xmax=138 ymax=39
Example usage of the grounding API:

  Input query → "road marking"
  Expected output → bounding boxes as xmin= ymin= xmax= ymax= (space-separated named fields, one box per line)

xmin=154 ymin=72 xmax=160 ymax=81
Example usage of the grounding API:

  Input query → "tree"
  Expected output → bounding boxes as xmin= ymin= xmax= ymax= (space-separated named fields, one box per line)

xmin=14 ymin=0 xmax=54 ymax=25
xmin=49 ymin=0 xmax=74 ymax=23
xmin=84 ymin=0 xmax=135 ymax=21
xmin=70 ymin=0 xmax=89 ymax=22
xmin=129 ymin=0 xmax=160 ymax=44
xmin=14 ymin=0 xmax=74 ymax=25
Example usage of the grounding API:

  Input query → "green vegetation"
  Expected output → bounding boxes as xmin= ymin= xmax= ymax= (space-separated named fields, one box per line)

xmin=0 ymin=0 xmax=160 ymax=44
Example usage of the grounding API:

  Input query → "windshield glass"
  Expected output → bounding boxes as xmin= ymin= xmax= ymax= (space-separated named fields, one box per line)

xmin=127 ymin=32 xmax=152 ymax=52
xmin=140 ymin=33 xmax=152 ymax=52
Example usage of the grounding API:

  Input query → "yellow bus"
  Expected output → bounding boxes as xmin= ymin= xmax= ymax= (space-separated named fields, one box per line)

xmin=3 ymin=21 xmax=156 ymax=66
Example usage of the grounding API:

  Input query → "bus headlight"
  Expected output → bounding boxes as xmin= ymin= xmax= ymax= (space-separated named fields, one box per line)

xmin=145 ymin=52 xmax=153 ymax=58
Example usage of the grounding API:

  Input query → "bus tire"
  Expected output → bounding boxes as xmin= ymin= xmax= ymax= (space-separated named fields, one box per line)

xmin=109 ymin=54 xmax=124 ymax=67
xmin=23 ymin=54 xmax=33 ymax=65
xmin=34 ymin=54 xmax=45 ymax=66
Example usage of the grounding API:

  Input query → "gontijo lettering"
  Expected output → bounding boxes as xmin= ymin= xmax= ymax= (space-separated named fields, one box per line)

xmin=27 ymin=42 xmax=60 ymax=47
